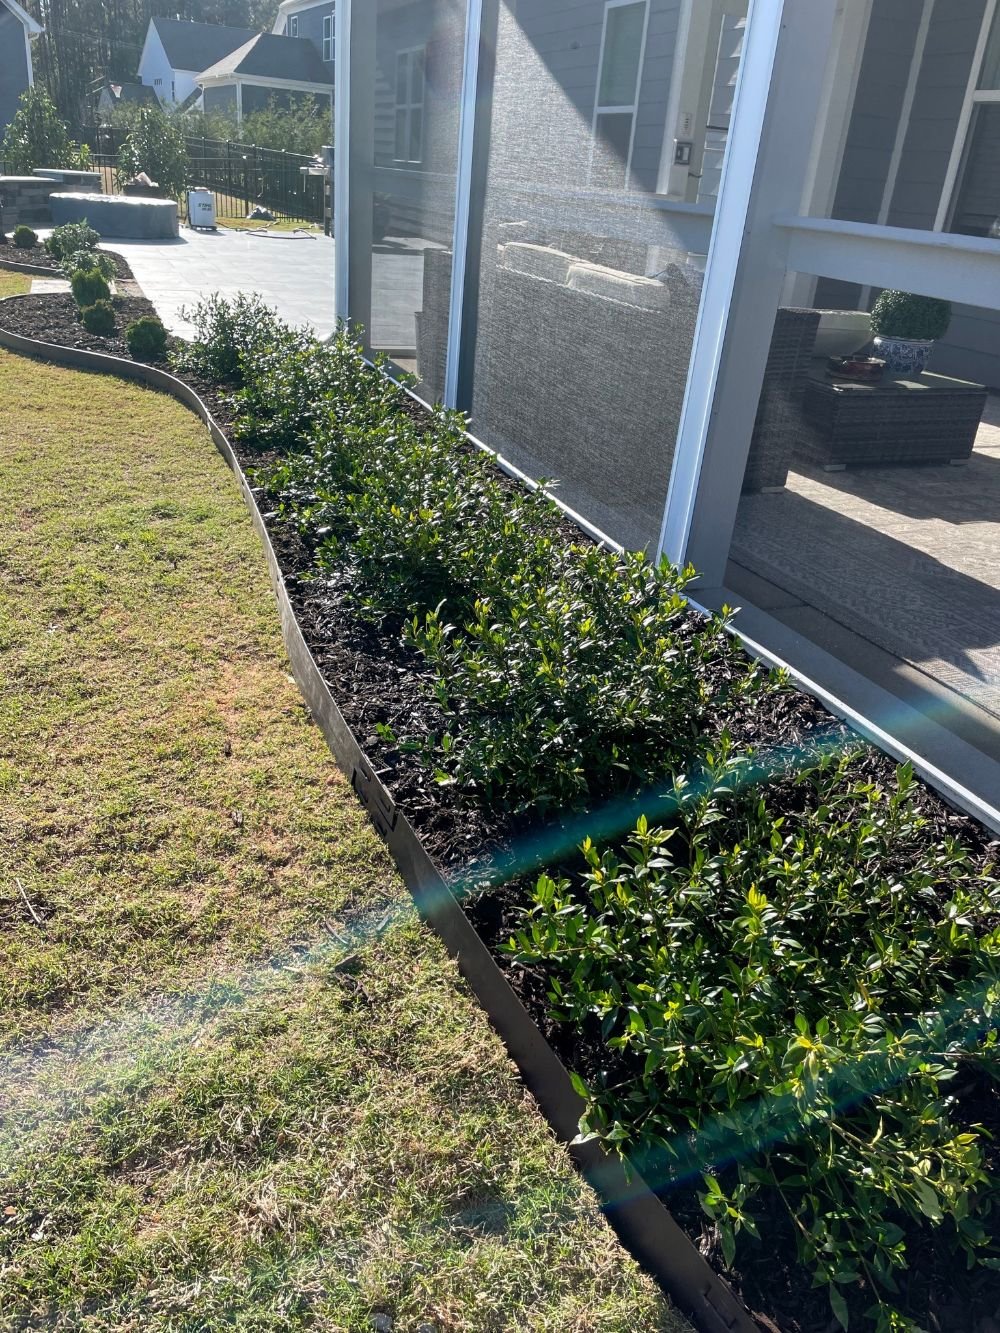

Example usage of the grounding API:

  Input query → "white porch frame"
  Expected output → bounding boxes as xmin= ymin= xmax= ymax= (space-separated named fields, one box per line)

xmin=935 ymin=0 xmax=999 ymax=231
xmin=335 ymin=0 xmax=1000 ymax=827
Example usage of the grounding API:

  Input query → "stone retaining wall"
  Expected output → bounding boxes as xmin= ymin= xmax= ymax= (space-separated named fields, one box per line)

xmin=0 ymin=177 xmax=61 ymax=230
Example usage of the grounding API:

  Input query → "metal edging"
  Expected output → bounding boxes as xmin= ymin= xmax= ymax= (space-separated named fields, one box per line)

xmin=0 ymin=257 xmax=65 ymax=277
xmin=0 ymin=308 xmax=758 ymax=1333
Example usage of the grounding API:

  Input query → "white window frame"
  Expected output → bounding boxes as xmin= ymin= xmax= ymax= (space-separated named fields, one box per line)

xmin=587 ymin=0 xmax=650 ymax=188
xmin=323 ymin=13 xmax=334 ymax=62
xmin=393 ymin=45 xmax=426 ymax=165
xmin=289 ymin=14 xmax=299 ymax=37
xmin=935 ymin=0 xmax=1000 ymax=231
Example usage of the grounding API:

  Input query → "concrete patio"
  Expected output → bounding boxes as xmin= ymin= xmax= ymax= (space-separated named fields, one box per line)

xmin=104 ymin=225 xmax=427 ymax=349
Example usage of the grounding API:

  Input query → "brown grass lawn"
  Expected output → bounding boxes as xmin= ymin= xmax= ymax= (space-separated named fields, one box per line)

xmin=0 ymin=350 xmax=687 ymax=1332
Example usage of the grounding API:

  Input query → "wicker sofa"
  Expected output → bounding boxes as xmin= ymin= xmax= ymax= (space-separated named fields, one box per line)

xmin=415 ymin=235 xmax=819 ymax=546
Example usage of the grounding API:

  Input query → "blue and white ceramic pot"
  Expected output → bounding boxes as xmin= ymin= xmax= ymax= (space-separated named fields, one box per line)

xmin=872 ymin=335 xmax=934 ymax=377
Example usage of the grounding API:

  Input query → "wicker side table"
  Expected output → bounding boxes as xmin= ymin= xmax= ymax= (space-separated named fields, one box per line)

xmin=795 ymin=366 xmax=988 ymax=470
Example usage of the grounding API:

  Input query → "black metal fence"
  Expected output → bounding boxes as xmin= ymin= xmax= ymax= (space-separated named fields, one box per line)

xmin=77 ymin=125 xmax=327 ymax=225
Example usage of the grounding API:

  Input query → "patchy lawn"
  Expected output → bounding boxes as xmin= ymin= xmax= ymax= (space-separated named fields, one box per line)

xmin=0 ymin=271 xmax=31 ymax=298
xmin=0 ymin=351 xmax=685 ymax=1332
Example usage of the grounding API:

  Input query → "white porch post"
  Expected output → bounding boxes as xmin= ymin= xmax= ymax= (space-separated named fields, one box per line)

xmin=443 ymin=0 xmax=485 ymax=409
xmin=656 ymin=0 xmax=839 ymax=587
xmin=235 ymin=80 xmax=244 ymax=128
xmin=333 ymin=0 xmax=374 ymax=342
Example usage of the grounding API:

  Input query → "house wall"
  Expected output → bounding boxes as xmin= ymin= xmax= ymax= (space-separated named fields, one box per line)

xmin=282 ymin=0 xmax=335 ymax=68
xmin=0 ymin=8 xmax=31 ymax=139
xmin=138 ymin=26 xmax=180 ymax=104
xmin=484 ymin=0 xmax=682 ymax=195
xmin=818 ymin=0 xmax=999 ymax=387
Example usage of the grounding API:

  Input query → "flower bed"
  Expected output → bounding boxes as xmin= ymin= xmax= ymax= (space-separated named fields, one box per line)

xmin=0 ymin=239 xmax=133 ymax=280
xmin=1 ymin=291 xmax=997 ymax=1333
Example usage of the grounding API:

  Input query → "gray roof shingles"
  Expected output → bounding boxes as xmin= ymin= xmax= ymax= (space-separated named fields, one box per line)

xmin=151 ymin=16 xmax=257 ymax=72
xmin=198 ymin=33 xmax=333 ymax=85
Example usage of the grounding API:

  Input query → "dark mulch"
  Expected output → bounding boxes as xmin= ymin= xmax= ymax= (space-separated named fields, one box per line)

xmin=1 ymin=291 xmax=166 ymax=360
xmin=1 ymin=291 xmax=998 ymax=1333
xmin=0 ymin=242 xmax=134 ymax=280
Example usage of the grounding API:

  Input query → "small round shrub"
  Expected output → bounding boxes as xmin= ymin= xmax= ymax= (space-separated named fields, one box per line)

xmin=870 ymin=290 xmax=952 ymax=341
xmin=80 ymin=300 xmax=116 ymax=335
xmin=126 ymin=315 xmax=167 ymax=361
xmin=12 ymin=225 xmax=37 ymax=249
xmin=44 ymin=220 xmax=100 ymax=261
xmin=70 ymin=267 xmax=111 ymax=309
xmin=60 ymin=248 xmax=115 ymax=283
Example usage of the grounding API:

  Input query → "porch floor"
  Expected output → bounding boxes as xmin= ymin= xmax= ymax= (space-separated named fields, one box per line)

xmin=729 ymin=395 xmax=1000 ymax=767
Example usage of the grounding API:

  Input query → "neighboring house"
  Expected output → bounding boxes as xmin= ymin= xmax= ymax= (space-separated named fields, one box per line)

xmin=96 ymin=82 xmax=159 ymax=120
xmin=272 ymin=0 xmax=336 ymax=72
xmin=137 ymin=16 xmax=256 ymax=107
xmin=0 ymin=0 xmax=43 ymax=142
xmin=198 ymin=33 xmax=333 ymax=127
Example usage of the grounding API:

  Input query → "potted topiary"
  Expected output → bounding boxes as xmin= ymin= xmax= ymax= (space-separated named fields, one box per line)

xmin=869 ymin=289 xmax=952 ymax=377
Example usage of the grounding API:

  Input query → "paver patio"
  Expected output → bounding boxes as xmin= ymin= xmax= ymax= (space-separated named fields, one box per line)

xmin=105 ymin=225 xmax=427 ymax=349
xmin=731 ymin=398 xmax=1000 ymax=766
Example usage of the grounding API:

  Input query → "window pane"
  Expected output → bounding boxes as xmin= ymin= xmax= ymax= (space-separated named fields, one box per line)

xmin=411 ymin=48 xmax=425 ymax=106
xmin=951 ymin=104 xmax=1000 ymax=238
xmin=394 ymin=108 xmax=408 ymax=160
xmin=979 ymin=6 xmax=1000 ymax=89
xmin=598 ymin=1 xmax=645 ymax=108
xmin=396 ymin=52 xmax=408 ymax=104
xmin=409 ymin=106 xmax=423 ymax=162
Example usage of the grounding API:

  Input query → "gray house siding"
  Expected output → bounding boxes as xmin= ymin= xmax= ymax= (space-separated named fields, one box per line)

xmin=284 ymin=0 xmax=335 ymax=66
xmin=0 ymin=8 xmax=31 ymax=139
xmin=818 ymin=0 xmax=999 ymax=388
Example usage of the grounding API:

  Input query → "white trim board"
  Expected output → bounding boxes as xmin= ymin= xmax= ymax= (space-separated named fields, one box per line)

xmin=444 ymin=0 xmax=484 ymax=409
xmin=776 ymin=215 xmax=1000 ymax=307
xmin=200 ymin=73 xmax=334 ymax=96
xmin=1 ymin=0 xmax=42 ymax=36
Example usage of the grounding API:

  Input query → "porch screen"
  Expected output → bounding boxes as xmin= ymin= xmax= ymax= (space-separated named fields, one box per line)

xmin=368 ymin=0 xmax=467 ymax=403
xmin=951 ymin=105 xmax=1000 ymax=238
xmin=463 ymin=0 xmax=741 ymax=551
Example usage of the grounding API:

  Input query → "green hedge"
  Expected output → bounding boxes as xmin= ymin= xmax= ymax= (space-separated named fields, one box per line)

xmin=171 ymin=297 xmax=1000 ymax=1331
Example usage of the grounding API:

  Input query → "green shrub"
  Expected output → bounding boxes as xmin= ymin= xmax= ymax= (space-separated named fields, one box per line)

xmin=406 ymin=553 xmax=742 ymax=814
xmin=125 ymin=315 xmax=168 ymax=362
xmin=80 ymin=300 xmax=116 ymax=335
xmin=70 ymin=267 xmax=111 ymax=309
xmin=45 ymin=220 xmax=100 ymax=261
xmin=0 ymin=87 xmax=91 ymax=175
xmin=507 ymin=754 xmax=1000 ymax=1330
xmin=11 ymin=225 xmax=36 ymax=250
xmin=59 ymin=248 xmax=115 ymax=283
xmin=170 ymin=293 xmax=306 ymax=385
xmin=870 ymin=290 xmax=952 ymax=341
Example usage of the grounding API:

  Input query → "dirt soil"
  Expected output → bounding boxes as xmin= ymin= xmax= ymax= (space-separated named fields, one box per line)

xmin=1 ymin=290 xmax=998 ymax=1333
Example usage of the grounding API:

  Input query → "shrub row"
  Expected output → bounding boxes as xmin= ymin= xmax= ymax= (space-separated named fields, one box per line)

xmin=170 ymin=296 xmax=999 ymax=1331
